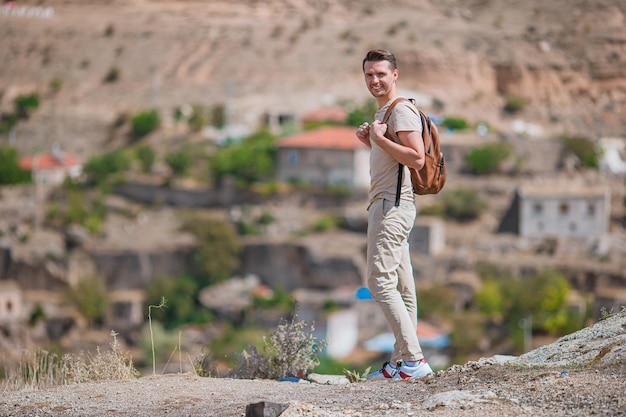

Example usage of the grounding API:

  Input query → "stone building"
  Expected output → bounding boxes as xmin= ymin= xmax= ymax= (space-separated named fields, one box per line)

xmin=498 ymin=181 xmax=610 ymax=239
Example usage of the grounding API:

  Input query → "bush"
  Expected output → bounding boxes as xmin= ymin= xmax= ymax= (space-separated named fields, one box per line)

xmin=143 ymin=275 xmax=211 ymax=330
xmin=209 ymin=129 xmax=277 ymax=187
xmin=130 ymin=108 xmax=160 ymax=139
xmin=165 ymin=146 xmax=193 ymax=176
xmin=560 ymin=135 xmax=600 ymax=169
xmin=442 ymin=188 xmax=487 ymax=222
xmin=135 ymin=144 xmax=156 ymax=173
xmin=14 ymin=93 xmax=40 ymax=119
xmin=63 ymin=275 xmax=109 ymax=326
xmin=464 ymin=142 xmax=512 ymax=175
xmin=181 ymin=214 xmax=240 ymax=287
xmin=0 ymin=112 xmax=18 ymax=134
xmin=311 ymin=215 xmax=338 ymax=232
xmin=0 ymin=146 xmax=30 ymax=185
xmin=83 ymin=148 xmax=132 ymax=185
xmin=441 ymin=116 xmax=468 ymax=131
xmin=104 ymin=67 xmax=120 ymax=83
xmin=503 ymin=96 xmax=526 ymax=114
xmin=232 ymin=316 xmax=327 ymax=379
xmin=476 ymin=266 xmax=584 ymax=345
xmin=211 ymin=103 xmax=226 ymax=129
xmin=346 ymin=98 xmax=378 ymax=127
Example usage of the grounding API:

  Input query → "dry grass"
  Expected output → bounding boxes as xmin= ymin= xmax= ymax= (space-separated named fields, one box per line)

xmin=1 ymin=331 xmax=139 ymax=391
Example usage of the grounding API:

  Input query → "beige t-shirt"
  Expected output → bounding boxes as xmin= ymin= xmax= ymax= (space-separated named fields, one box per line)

xmin=368 ymin=98 xmax=423 ymax=204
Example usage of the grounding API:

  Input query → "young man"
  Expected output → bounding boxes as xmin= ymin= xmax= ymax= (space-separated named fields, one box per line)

xmin=355 ymin=49 xmax=433 ymax=380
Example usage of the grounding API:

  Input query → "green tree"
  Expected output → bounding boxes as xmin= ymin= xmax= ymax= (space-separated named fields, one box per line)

xmin=560 ymin=135 xmax=600 ymax=169
xmin=0 ymin=112 xmax=18 ymax=134
xmin=503 ymin=96 xmax=526 ymax=114
xmin=465 ymin=142 xmax=512 ymax=175
xmin=144 ymin=275 xmax=210 ymax=329
xmin=441 ymin=116 xmax=468 ymax=131
xmin=182 ymin=215 xmax=240 ymax=287
xmin=64 ymin=275 xmax=109 ymax=326
xmin=136 ymin=144 xmax=156 ymax=173
xmin=14 ymin=93 xmax=40 ymax=119
xmin=209 ymin=129 xmax=277 ymax=187
xmin=165 ymin=146 xmax=193 ymax=176
xmin=0 ymin=146 xmax=30 ymax=185
xmin=211 ymin=103 xmax=227 ymax=129
xmin=130 ymin=108 xmax=160 ymax=139
xmin=442 ymin=187 xmax=487 ymax=222
xmin=83 ymin=148 xmax=132 ymax=185
xmin=346 ymin=98 xmax=378 ymax=127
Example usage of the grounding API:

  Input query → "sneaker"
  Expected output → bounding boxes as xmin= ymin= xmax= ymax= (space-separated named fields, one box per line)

xmin=365 ymin=361 xmax=399 ymax=381
xmin=396 ymin=358 xmax=434 ymax=380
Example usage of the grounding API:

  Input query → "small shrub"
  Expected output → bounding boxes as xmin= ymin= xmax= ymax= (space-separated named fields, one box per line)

xmin=104 ymin=67 xmax=120 ymax=83
xmin=443 ymin=187 xmax=487 ymax=222
xmin=343 ymin=366 xmax=371 ymax=383
xmin=0 ymin=146 xmax=31 ymax=185
xmin=232 ymin=316 xmax=327 ymax=380
xmin=441 ymin=116 xmax=468 ymax=131
xmin=464 ymin=142 xmax=512 ymax=175
xmin=63 ymin=275 xmax=109 ymax=326
xmin=418 ymin=203 xmax=444 ymax=217
xmin=0 ymin=112 xmax=18 ymax=134
xmin=560 ymin=135 xmax=600 ymax=169
xmin=193 ymin=350 xmax=217 ymax=377
xmin=211 ymin=103 xmax=226 ymax=129
xmin=187 ymin=104 xmax=208 ymax=132
xmin=13 ymin=93 xmax=40 ymax=119
xmin=181 ymin=214 xmax=240 ymax=287
xmin=130 ymin=108 xmax=160 ymax=139
xmin=136 ymin=144 xmax=156 ymax=173
xmin=311 ymin=215 xmax=338 ymax=232
xmin=165 ymin=146 xmax=193 ymax=176
xmin=104 ymin=23 xmax=115 ymax=37
xmin=503 ymin=96 xmax=526 ymax=114
xmin=49 ymin=77 xmax=63 ymax=92
xmin=83 ymin=148 xmax=132 ymax=185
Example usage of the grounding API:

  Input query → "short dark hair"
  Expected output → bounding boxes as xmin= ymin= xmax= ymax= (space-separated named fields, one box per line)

xmin=362 ymin=49 xmax=397 ymax=71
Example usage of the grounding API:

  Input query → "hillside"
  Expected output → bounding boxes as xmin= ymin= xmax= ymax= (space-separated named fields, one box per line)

xmin=1 ymin=310 xmax=625 ymax=416
xmin=1 ymin=0 xmax=625 ymax=161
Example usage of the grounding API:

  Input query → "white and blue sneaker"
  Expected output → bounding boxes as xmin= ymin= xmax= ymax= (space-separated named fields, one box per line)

xmin=396 ymin=358 xmax=433 ymax=380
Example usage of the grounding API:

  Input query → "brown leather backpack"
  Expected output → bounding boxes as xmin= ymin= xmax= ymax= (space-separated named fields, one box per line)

xmin=382 ymin=97 xmax=446 ymax=204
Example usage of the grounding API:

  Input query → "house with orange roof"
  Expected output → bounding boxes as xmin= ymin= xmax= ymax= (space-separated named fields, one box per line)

xmin=276 ymin=126 xmax=370 ymax=188
xmin=19 ymin=147 xmax=82 ymax=186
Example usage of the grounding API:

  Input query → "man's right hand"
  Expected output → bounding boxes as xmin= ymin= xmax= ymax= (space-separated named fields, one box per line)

xmin=356 ymin=122 xmax=371 ymax=148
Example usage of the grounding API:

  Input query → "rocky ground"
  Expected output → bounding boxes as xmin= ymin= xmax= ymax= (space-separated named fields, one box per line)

xmin=1 ymin=310 xmax=624 ymax=417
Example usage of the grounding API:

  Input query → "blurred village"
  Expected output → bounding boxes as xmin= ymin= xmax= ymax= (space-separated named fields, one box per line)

xmin=0 ymin=0 xmax=625 ymax=375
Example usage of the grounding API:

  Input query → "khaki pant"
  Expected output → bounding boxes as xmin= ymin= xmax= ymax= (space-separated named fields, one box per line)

xmin=367 ymin=198 xmax=423 ymax=363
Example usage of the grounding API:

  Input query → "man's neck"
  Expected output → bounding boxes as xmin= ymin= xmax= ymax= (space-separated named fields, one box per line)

xmin=376 ymin=92 xmax=399 ymax=108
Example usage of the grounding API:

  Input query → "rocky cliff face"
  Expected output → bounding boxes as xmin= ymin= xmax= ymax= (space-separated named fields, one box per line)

xmin=0 ymin=0 xmax=624 ymax=161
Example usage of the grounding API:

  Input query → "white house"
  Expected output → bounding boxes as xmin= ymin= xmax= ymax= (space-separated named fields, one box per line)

xmin=498 ymin=181 xmax=611 ymax=239
xmin=276 ymin=126 xmax=370 ymax=189
xmin=19 ymin=147 xmax=82 ymax=186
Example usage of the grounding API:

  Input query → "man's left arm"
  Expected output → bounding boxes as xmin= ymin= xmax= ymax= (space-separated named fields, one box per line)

xmin=397 ymin=130 xmax=425 ymax=171
xmin=370 ymin=120 xmax=425 ymax=170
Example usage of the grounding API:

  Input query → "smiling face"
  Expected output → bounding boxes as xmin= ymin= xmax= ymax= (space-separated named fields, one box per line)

xmin=363 ymin=59 xmax=398 ymax=105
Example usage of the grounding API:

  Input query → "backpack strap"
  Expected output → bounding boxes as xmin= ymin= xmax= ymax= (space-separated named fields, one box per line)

xmin=383 ymin=97 xmax=414 ymax=207
xmin=382 ymin=97 xmax=409 ymax=207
